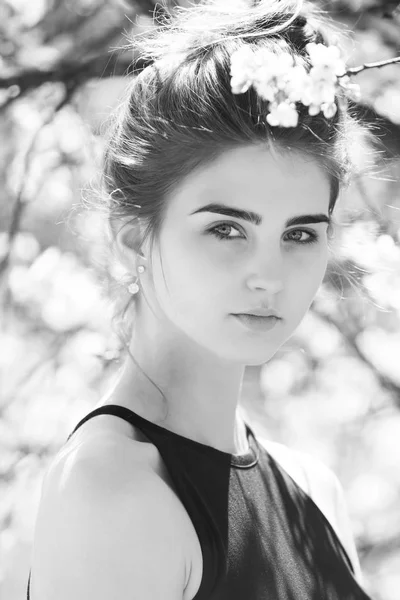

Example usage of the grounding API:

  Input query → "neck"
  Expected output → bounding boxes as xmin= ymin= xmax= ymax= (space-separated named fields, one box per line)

xmin=105 ymin=313 xmax=248 ymax=455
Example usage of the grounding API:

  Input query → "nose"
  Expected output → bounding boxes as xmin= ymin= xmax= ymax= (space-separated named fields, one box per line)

xmin=246 ymin=257 xmax=284 ymax=294
xmin=246 ymin=276 xmax=283 ymax=294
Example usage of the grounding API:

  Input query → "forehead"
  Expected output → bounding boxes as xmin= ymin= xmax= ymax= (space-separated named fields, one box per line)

xmin=168 ymin=144 xmax=331 ymax=213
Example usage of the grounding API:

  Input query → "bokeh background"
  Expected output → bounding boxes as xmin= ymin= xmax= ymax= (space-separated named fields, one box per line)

xmin=1 ymin=1 xmax=400 ymax=599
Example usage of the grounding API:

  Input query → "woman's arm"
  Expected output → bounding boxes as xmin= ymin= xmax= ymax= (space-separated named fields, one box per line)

xmin=29 ymin=435 xmax=189 ymax=600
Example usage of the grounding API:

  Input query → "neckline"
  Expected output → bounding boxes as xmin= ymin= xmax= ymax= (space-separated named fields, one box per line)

xmin=93 ymin=404 xmax=259 ymax=469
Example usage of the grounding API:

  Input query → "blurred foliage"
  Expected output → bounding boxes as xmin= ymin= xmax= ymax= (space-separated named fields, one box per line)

xmin=0 ymin=1 xmax=400 ymax=599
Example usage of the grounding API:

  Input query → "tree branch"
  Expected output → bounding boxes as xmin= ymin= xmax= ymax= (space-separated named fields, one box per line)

xmin=345 ymin=55 xmax=400 ymax=76
xmin=311 ymin=305 xmax=400 ymax=405
xmin=0 ymin=81 xmax=79 ymax=278
xmin=0 ymin=51 xmax=146 ymax=97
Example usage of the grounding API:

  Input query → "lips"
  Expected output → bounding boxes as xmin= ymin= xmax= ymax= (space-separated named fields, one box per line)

xmin=236 ymin=314 xmax=280 ymax=320
xmin=233 ymin=313 xmax=281 ymax=332
xmin=240 ymin=312 xmax=281 ymax=318
xmin=236 ymin=307 xmax=282 ymax=318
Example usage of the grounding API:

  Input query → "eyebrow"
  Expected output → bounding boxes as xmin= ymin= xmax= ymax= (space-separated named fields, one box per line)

xmin=190 ymin=203 xmax=331 ymax=228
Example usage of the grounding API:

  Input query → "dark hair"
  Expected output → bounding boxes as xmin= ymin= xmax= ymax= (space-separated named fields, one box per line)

xmin=99 ymin=0 xmax=371 ymax=353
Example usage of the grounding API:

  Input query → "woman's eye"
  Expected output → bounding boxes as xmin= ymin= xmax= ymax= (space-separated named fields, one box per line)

xmin=285 ymin=229 xmax=319 ymax=245
xmin=207 ymin=222 xmax=244 ymax=241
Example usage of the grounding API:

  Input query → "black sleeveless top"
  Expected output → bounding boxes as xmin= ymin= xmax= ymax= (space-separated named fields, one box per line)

xmin=27 ymin=404 xmax=374 ymax=599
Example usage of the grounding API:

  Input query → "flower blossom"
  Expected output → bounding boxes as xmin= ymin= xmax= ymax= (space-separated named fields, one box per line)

xmin=284 ymin=65 xmax=309 ymax=103
xmin=229 ymin=41 xmax=359 ymax=128
xmin=305 ymin=42 xmax=347 ymax=77
xmin=266 ymin=102 xmax=299 ymax=127
xmin=230 ymin=45 xmax=257 ymax=94
xmin=252 ymin=50 xmax=295 ymax=102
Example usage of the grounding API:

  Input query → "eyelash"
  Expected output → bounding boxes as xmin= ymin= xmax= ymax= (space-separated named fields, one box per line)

xmin=207 ymin=221 xmax=320 ymax=245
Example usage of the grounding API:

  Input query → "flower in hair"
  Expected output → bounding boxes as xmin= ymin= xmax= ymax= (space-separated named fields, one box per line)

xmin=306 ymin=42 xmax=346 ymax=77
xmin=230 ymin=45 xmax=258 ymax=94
xmin=266 ymin=101 xmax=299 ymax=127
xmin=229 ymin=42 xmax=360 ymax=127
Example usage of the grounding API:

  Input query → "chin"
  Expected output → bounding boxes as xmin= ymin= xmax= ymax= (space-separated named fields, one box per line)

xmin=243 ymin=349 xmax=279 ymax=367
xmin=212 ymin=342 xmax=279 ymax=366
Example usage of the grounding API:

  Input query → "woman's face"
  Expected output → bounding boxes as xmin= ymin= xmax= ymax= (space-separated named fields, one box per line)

xmin=142 ymin=144 xmax=331 ymax=365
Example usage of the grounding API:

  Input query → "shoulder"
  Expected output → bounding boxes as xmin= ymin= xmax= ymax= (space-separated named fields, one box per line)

xmin=30 ymin=432 xmax=191 ymax=599
xmin=257 ymin=436 xmax=363 ymax=585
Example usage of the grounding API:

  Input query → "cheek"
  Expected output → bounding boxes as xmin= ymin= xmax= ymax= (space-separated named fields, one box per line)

xmin=310 ymin=243 xmax=329 ymax=283
xmin=288 ymin=247 xmax=328 ymax=307
xmin=151 ymin=232 xmax=227 ymax=318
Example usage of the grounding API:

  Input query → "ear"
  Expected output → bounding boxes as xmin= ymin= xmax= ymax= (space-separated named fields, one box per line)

xmin=110 ymin=215 xmax=145 ymax=273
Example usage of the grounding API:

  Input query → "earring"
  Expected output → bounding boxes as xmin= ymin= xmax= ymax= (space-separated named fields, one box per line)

xmin=127 ymin=265 xmax=145 ymax=295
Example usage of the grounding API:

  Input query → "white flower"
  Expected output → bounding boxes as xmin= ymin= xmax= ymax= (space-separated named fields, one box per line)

xmin=285 ymin=65 xmax=309 ymax=102
xmin=306 ymin=42 xmax=346 ymax=76
xmin=307 ymin=78 xmax=336 ymax=105
xmin=254 ymin=77 xmax=278 ymax=103
xmin=322 ymin=102 xmax=337 ymax=118
xmin=253 ymin=50 xmax=295 ymax=101
xmin=308 ymin=103 xmax=321 ymax=116
xmin=253 ymin=49 xmax=294 ymax=83
xmin=266 ymin=102 xmax=299 ymax=127
xmin=230 ymin=46 xmax=256 ymax=94
xmin=309 ymin=64 xmax=337 ymax=84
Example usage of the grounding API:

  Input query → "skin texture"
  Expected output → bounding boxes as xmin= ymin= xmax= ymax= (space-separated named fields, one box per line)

xmin=110 ymin=143 xmax=331 ymax=455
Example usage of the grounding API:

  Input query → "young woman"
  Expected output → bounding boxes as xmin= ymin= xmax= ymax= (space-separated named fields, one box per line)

xmin=27 ymin=0 xmax=376 ymax=598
